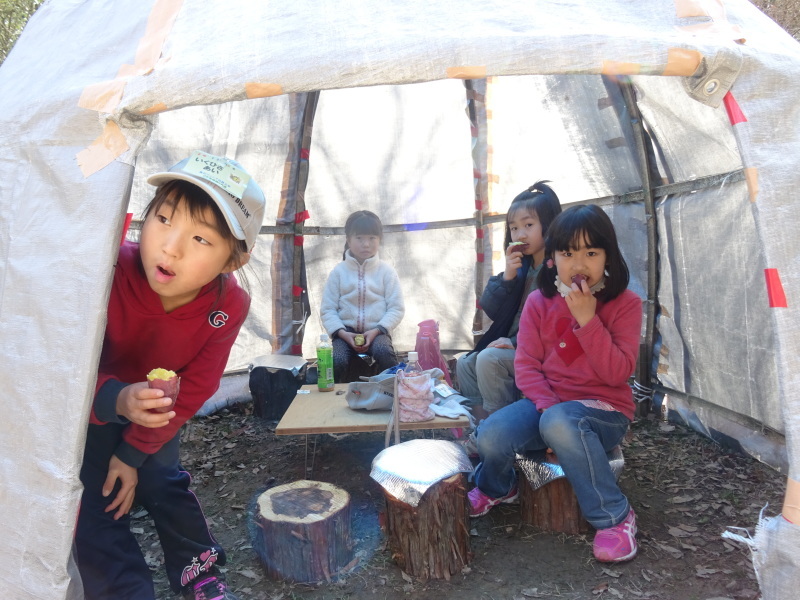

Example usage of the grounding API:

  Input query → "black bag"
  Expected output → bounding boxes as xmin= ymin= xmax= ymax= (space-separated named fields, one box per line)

xmin=249 ymin=367 xmax=303 ymax=420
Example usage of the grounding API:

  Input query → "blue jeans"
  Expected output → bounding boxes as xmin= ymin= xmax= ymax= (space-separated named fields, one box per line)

xmin=456 ymin=347 xmax=518 ymax=413
xmin=473 ymin=399 xmax=631 ymax=529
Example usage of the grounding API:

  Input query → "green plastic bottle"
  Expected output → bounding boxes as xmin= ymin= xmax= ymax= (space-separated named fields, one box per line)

xmin=316 ymin=333 xmax=335 ymax=392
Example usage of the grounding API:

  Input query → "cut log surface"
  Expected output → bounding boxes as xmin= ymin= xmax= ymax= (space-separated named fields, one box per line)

xmin=255 ymin=480 xmax=354 ymax=583
xmin=382 ymin=473 xmax=471 ymax=581
xmin=518 ymin=476 xmax=590 ymax=535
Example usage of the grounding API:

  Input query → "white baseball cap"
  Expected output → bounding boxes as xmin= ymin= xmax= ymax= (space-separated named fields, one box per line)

xmin=147 ymin=150 xmax=266 ymax=251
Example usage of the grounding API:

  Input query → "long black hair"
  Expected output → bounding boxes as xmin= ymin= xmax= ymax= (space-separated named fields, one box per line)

xmin=342 ymin=210 xmax=383 ymax=260
xmin=503 ymin=180 xmax=562 ymax=250
xmin=537 ymin=204 xmax=630 ymax=300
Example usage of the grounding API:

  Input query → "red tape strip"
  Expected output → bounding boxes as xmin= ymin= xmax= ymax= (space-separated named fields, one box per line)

xmin=290 ymin=344 xmax=303 ymax=355
xmin=119 ymin=212 xmax=133 ymax=246
xmin=477 ymin=252 xmax=485 ymax=263
xmin=765 ymin=268 xmax=788 ymax=308
xmin=723 ymin=92 xmax=747 ymax=125
xmin=293 ymin=235 xmax=304 ymax=246
xmin=295 ymin=210 xmax=310 ymax=223
xmin=476 ymin=228 xmax=485 ymax=239
xmin=292 ymin=285 xmax=304 ymax=297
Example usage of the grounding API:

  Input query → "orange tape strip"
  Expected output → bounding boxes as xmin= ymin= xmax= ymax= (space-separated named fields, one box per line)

xmin=77 ymin=121 xmax=130 ymax=178
xmin=662 ymin=48 xmax=703 ymax=76
xmin=744 ymin=167 xmax=759 ymax=203
xmin=245 ymin=83 xmax=284 ymax=99
xmin=447 ymin=66 xmax=487 ymax=79
xmin=601 ymin=61 xmax=641 ymax=76
xmin=77 ymin=0 xmax=183 ymax=175
xmin=674 ymin=0 xmax=711 ymax=18
xmin=140 ymin=102 xmax=169 ymax=115
xmin=78 ymin=0 xmax=184 ymax=113
xmin=78 ymin=80 xmax=127 ymax=115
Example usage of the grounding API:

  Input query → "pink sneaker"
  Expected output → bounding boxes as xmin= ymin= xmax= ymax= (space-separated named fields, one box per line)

xmin=593 ymin=508 xmax=638 ymax=562
xmin=468 ymin=486 xmax=518 ymax=517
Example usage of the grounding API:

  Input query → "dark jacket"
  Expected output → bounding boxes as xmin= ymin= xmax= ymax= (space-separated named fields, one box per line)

xmin=468 ymin=254 xmax=533 ymax=356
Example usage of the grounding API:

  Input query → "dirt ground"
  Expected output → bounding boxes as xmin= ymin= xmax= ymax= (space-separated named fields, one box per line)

xmin=134 ymin=396 xmax=784 ymax=600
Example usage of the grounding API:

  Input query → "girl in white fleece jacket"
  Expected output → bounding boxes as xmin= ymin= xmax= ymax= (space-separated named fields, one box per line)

xmin=320 ymin=211 xmax=405 ymax=381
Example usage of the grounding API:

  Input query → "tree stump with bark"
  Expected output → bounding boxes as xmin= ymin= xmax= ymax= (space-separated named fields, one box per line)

xmin=518 ymin=475 xmax=590 ymax=535
xmin=517 ymin=447 xmax=624 ymax=535
xmin=254 ymin=480 xmax=354 ymax=583
xmin=381 ymin=473 xmax=471 ymax=580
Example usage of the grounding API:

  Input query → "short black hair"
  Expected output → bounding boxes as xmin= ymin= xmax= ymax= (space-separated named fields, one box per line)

xmin=142 ymin=180 xmax=250 ymax=299
xmin=536 ymin=204 xmax=630 ymax=300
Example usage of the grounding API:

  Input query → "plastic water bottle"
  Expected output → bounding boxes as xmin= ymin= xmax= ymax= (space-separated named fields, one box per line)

xmin=316 ymin=334 xmax=334 ymax=392
xmin=405 ymin=351 xmax=423 ymax=376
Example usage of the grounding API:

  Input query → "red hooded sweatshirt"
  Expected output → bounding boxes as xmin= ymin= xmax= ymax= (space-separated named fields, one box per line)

xmin=90 ymin=242 xmax=248 ymax=467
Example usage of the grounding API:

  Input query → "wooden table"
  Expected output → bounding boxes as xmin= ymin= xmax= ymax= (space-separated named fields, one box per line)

xmin=275 ymin=384 xmax=470 ymax=436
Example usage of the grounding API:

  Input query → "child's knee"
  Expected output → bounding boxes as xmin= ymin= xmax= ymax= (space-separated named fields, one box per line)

xmin=475 ymin=349 xmax=500 ymax=371
xmin=476 ymin=418 xmax=513 ymax=455
xmin=539 ymin=407 xmax=580 ymax=445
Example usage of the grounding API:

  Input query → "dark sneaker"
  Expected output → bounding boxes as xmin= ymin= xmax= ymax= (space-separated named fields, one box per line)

xmin=187 ymin=575 xmax=239 ymax=600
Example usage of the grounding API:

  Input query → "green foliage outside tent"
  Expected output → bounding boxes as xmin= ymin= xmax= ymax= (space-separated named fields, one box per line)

xmin=753 ymin=0 xmax=800 ymax=38
xmin=0 ymin=0 xmax=42 ymax=64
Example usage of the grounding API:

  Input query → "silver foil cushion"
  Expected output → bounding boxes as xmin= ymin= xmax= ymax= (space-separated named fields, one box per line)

xmin=515 ymin=445 xmax=624 ymax=491
xmin=370 ymin=439 xmax=474 ymax=507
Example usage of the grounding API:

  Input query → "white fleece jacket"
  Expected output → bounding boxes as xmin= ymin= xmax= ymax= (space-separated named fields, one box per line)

xmin=320 ymin=251 xmax=405 ymax=336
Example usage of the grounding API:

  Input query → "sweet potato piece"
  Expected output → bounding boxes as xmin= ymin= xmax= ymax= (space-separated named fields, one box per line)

xmin=571 ymin=274 xmax=587 ymax=287
xmin=147 ymin=368 xmax=180 ymax=413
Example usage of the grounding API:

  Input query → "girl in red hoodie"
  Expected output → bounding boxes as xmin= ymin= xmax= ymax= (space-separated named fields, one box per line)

xmin=468 ymin=204 xmax=642 ymax=564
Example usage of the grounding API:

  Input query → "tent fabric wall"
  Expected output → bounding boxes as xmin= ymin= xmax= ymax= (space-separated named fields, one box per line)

xmin=2 ymin=0 xmax=800 ymax=597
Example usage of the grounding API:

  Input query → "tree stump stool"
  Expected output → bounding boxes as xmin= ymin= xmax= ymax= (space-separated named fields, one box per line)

xmin=253 ymin=480 xmax=354 ymax=583
xmin=516 ymin=446 xmax=625 ymax=535
xmin=370 ymin=439 xmax=473 ymax=580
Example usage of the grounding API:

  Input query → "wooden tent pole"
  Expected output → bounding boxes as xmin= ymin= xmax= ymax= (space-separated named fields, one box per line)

xmin=290 ymin=92 xmax=320 ymax=355
xmin=619 ymin=80 xmax=658 ymax=414
xmin=465 ymin=79 xmax=490 ymax=346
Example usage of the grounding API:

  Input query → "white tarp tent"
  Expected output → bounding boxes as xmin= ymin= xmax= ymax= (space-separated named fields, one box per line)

xmin=1 ymin=0 xmax=799 ymax=598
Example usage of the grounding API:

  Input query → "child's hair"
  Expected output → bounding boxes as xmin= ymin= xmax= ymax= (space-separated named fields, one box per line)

xmin=503 ymin=181 xmax=562 ymax=248
xmin=342 ymin=210 xmax=383 ymax=260
xmin=537 ymin=204 xmax=630 ymax=300
xmin=142 ymin=180 xmax=250 ymax=295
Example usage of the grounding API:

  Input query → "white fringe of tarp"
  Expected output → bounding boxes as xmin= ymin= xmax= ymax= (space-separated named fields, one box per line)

xmin=722 ymin=506 xmax=800 ymax=600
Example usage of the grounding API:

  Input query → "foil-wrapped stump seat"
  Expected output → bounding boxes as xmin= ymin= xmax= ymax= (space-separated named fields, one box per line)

xmin=370 ymin=439 xmax=474 ymax=580
xmin=515 ymin=445 xmax=625 ymax=535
